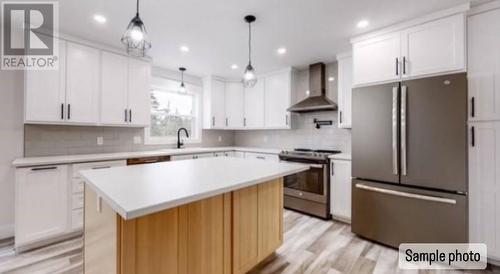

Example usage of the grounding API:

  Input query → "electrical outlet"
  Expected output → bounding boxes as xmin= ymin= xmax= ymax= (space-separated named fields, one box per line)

xmin=97 ymin=137 xmax=103 ymax=146
xmin=218 ymin=136 xmax=222 ymax=142
xmin=133 ymin=136 xmax=142 ymax=144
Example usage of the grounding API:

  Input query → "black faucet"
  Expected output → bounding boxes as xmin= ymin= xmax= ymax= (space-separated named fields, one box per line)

xmin=177 ymin=128 xmax=189 ymax=149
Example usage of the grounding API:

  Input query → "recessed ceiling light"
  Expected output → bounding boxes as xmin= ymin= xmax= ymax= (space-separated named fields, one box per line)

xmin=277 ymin=47 xmax=287 ymax=55
xmin=180 ymin=46 xmax=190 ymax=52
xmin=231 ymin=64 xmax=239 ymax=69
xmin=328 ymin=76 xmax=335 ymax=82
xmin=93 ymin=14 xmax=107 ymax=24
xmin=357 ymin=20 xmax=369 ymax=29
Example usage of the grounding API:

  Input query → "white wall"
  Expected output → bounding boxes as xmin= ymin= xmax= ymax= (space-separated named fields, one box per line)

xmin=0 ymin=70 xmax=24 ymax=239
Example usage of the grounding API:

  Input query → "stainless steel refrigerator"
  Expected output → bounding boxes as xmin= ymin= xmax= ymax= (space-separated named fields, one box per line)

xmin=351 ymin=73 xmax=468 ymax=248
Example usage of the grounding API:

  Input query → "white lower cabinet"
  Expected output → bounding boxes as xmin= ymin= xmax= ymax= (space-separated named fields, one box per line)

xmin=15 ymin=160 xmax=126 ymax=250
xmin=330 ymin=159 xmax=352 ymax=222
xmin=15 ymin=165 xmax=69 ymax=248
xmin=469 ymin=122 xmax=500 ymax=261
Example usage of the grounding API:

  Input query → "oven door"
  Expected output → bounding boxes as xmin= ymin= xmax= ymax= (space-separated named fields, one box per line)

xmin=283 ymin=163 xmax=328 ymax=203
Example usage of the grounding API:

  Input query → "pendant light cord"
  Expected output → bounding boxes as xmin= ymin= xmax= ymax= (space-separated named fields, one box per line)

xmin=136 ymin=0 xmax=140 ymax=16
xmin=248 ymin=22 xmax=252 ymax=66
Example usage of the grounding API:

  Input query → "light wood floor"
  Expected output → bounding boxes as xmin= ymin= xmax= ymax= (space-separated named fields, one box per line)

xmin=0 ymin=210 xmax=498 ymax=274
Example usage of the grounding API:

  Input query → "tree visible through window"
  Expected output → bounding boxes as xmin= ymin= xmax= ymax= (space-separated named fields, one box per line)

xmin=146 ymin=77 xmax=201 ymax=144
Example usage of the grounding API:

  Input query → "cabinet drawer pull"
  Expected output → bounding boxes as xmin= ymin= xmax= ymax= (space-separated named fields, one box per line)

xmin=256 ymin=156 xmax=266 ymax=160
xmin=471 ymin=97 xmax=475 ymax=118
xmin=31 ymin=166 xmax=57 ymax=171
xmin=395 ymin=58 xmax=399 ymax=76
xmin=92 ymin=166 xmax=111 ymax=170
xmin=355 ymin=184 xmax=456 ymax=204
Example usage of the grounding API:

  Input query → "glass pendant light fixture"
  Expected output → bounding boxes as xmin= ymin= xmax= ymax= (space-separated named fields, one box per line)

xmin=179 ymin=67 xmax=186 ymax=93
xmin=121 ymin=0 xmax=151 ymax=57
xmin=242 ymin=15 xmax=257 ymax=88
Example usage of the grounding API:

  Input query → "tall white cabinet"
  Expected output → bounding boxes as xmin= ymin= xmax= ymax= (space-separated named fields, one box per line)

xmin=336 ymin=52 xmax=352 ymax=128
xmin=100 ymin=52 xmax=129 ymax=125
xmin=264 ymin=70 xmax=292 ymax=128
xmin=468 ymin=6 xmax=500 ymax=262
xmin=225 ymin=82 xmax=245 ymax=128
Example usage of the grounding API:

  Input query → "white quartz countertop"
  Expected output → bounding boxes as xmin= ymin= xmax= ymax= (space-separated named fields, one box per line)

xmin=12 ymin=146 xmax=283 ymax=167
xmin=80 ymin=157 xmax=308 ymax=220
xmin=328 ymin=153 xmax=351 ymax=161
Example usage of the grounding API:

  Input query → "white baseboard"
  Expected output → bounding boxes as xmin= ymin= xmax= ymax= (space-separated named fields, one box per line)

xmin=0 ymin=223 xmax=14 ymax=240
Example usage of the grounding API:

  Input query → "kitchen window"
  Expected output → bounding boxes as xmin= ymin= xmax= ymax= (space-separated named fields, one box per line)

xmin=145 ymin=76 xmax=202 ymax=145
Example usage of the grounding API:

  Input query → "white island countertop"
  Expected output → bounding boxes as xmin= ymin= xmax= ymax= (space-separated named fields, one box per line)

xmin=80 ymin=157 xmax=308 ymax=220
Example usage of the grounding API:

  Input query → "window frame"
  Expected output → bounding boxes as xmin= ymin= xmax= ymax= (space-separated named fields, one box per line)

xmin=144 ymin=77 xmax=202 ymax=145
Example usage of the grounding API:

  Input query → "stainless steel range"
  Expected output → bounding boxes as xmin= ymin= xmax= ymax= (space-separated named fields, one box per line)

xmin=279 ymin=148 xmax=341 ymax=219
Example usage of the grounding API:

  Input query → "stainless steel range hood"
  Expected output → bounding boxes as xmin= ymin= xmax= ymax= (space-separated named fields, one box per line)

xmin=288 ymin=62 xmax=338 ymax=113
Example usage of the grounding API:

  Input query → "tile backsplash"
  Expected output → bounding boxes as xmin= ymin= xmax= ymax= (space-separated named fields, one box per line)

xmin=24 ymin=125 xmax=234 ymax=157
xmin=233 ymin=111 xmax=351 ymax=152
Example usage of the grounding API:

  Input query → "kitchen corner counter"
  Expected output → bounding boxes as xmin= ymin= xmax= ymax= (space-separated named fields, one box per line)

xmin=80 ymin=157 xmax=307 ymax=220
xmin=328 ymin=153 xmax=351 ymax=161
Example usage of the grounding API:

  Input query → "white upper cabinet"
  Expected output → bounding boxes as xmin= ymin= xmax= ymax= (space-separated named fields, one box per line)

xmin=202 ymin=69 xmax=292 ymax=130
xmin=25 ymin=38 xmax=66 ymax=123
xmin=65 ymin=42 xmax=100 ymax=124
xmin=203 ymin=76 xmax=226 ymax=129
xmin=401 ymin=14 xmax=465 ymax=78
xmin=225 ymin=81 xmax=245 ymax=128
xmin=352 ymin=10 xmax=467 ymax=86
xmin=352 ymin=32 xmax=401 ymax=86
xmin=244 ymin=80 xmax=265 ymax=128
xmin=100 ymin=52 xmax=129 ymax=125
xmin=24 ymin=37 xmax=151 ymax=127
xmin=127 ymin=58 xmax=151 ymax=126
xmin=337 ymin=52 xmax=352 ymax=128
xmin=468 ymin=8 xmax=500 ymax=121
xmin=264 ymin=70 xmax=292 ymax=129
xmin=469 ymin=121 xmax=500 ymax=261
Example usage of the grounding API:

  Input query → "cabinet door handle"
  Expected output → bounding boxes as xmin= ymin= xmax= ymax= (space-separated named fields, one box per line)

xmin=471 ymin=97 xmax=475 ymax=118
xmin=339 ymin=111 xmax=342 ymax=124
xmin=212 ymin=116 xmax=215 ymax=127
xmin=256 ymin=156 xmax=266 ymax=160
xmin=471 ymin=126 xmax=475 ymax=147
xmin=92 ymin=166 xmax=111 ymax=170
xmin=244 ymin=118 xmax=247 ymax=127
xmin=285 ymin=115 xmax=289 ymax=125
xmin=403 ymin=57 xmax=407 ymax=75
xmin=225 ymin=117 xmax=228 ymax=127
xmin=331 ymin=162 xmax=334 ymax=176
xmin=61 ymin=103 xmax=64 ymax=120
xmin=31 ymin=166 xmax=57 ymax=171
xmin=67 ymin=104 xmax=71 ymax=120
xmin=395 ymin=58 xmax=399 ymax=76
xmin=129 ymin=109 xmax=132 ymax=123
xmin=125 ymin=109 xmax=128 ymax=122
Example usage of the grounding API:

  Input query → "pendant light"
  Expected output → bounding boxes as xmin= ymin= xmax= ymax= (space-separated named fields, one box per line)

xmin=121 ymin=0 xmax=151 ymax=57
xmin=179 ymin=67 xmax=186 ymax=93
xmin=242 ymin=15 xmax=257 ymax=88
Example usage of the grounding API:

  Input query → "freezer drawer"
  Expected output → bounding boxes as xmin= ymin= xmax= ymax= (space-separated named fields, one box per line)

xmin=351 ymin=179 xmax=467 ymax=248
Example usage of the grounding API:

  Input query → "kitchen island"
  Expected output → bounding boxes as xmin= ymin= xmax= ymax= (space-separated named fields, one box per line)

xmin=80 ymin=157 xmax=308 ymax=274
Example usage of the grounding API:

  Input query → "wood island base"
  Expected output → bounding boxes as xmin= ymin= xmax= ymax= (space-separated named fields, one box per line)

xmin=84 ymin=178 xmax=284 ymax=274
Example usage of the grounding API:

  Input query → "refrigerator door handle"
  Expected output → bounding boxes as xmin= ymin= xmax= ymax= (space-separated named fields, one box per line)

xmin=355 ymin=184 xmax=457 ymax=205
xmin=392 ymin=86 xmax=399 ymax=175
xmin=401 ymin=85 xmax=407 ymax=176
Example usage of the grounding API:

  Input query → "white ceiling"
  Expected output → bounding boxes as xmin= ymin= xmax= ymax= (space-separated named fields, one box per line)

xmin=58 ymin=0 xmax=471 ymax=78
